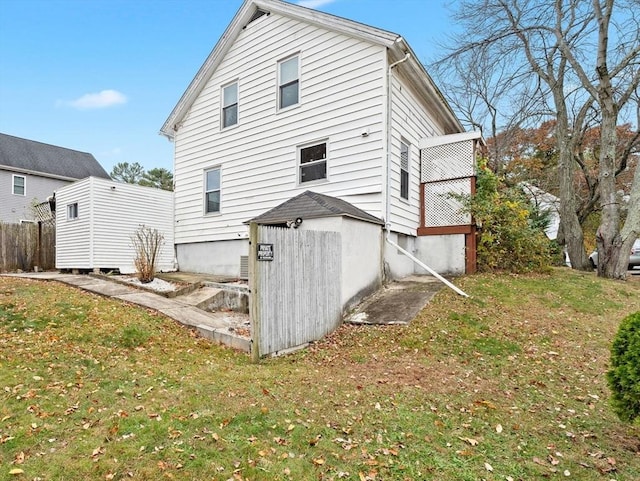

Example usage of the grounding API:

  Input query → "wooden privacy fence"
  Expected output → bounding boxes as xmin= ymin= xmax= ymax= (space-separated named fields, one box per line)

xmin=249 ymin=223 xmax=341 ymax=360
xmin=0 ymin=223 xmax=55 ymax=272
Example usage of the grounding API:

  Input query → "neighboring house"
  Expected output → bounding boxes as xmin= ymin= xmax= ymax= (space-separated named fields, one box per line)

xmin=520 ymin=183 xmax=561 ymax=240
xmin=0 ymin=133 xmax=109 ymax=223
xmin=160 ymin=0 xmax=483 ymax=280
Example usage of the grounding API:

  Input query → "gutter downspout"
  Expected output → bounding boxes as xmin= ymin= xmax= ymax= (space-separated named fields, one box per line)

xmin=385 ymin=48 xmax=410 ymax=230
xmin=385 ymin=233 xmax=469 ymax=298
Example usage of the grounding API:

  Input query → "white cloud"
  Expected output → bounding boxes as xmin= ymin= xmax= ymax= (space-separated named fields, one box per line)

xmin=297 ymin=0 xmax=336 ymax=8
xmin=66 ymin=89 xmax=127 ymax=110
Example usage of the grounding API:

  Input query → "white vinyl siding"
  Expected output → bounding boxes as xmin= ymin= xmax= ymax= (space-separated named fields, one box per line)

xmin=12 ymin=174 xmax=25 ymax=196
xmin=388 ymin=68 xmax=446 ymax=235
xmin=173 ymin=11 xmax=387 ymax=244
xmin=221 ymin=81 xmax=238 ymax=128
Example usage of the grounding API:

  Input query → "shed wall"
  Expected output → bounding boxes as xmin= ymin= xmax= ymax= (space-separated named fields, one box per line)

xmin=56 ymin=177 xmax=174 ymax=273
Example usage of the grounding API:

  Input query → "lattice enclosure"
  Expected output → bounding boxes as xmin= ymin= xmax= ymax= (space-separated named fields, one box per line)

xmin=421 ymin=140 xmax=474 ymax=183
xmin=423 ymin=178 xmax=471 ymax=227
xmin=33 ymin=201 xmax=55 ymax=223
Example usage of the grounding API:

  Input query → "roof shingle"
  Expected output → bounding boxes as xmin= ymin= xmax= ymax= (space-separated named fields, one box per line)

xmin=0 ymin=133 xmax=109 ymax=180
xmin=247 ymin=190 xmax=384 ymax=226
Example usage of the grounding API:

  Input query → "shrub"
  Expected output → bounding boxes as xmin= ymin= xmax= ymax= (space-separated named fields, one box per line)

xmin=130 ymin=225 xmax=165 ymax=283
xmin=607 ymin=311 xmax=640 ymax=423
xmin=457 ymin=159 xmax=554 ymax=272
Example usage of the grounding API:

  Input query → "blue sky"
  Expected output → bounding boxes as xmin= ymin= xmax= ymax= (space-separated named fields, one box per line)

xmin=0 ymin=0 xmax=456 ymax=175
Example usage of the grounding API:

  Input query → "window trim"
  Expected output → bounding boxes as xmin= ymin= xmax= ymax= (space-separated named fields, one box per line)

xmin=12 ymin=174 xmax=25 ymax=196
xmin=297 ymin=140 xmax=328 ymax=185
xmin=204 ymin=166 xmax=222 ymax=215
xmin=221 ymin=80 xmax=239 ymax=129
xmin=67 ymin=202 xmax=79 ymax=221
xmin=400 ymin=139 xmax=410 ymax=201
xmin=277 ymin=54 xmax=300 ymax=111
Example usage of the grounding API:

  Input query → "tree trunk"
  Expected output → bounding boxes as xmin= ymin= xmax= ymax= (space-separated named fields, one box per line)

xmin=596 ymin=103 xmax=625 ymax=278
xmin=555 ymin=97 xmax=590 ymax=271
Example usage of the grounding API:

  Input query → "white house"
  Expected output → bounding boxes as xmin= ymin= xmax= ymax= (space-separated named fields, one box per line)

xmin=160 ymin=0 xmax=483 ymax=280
xmin=55 ymin=177 xmax=175 ymax=274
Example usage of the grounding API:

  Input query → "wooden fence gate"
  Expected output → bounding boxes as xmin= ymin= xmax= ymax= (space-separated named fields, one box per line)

xmin=0 ymin=222 xmax=55 ymax=272
xmin=249 ymin=223 xmax=341 ymax=360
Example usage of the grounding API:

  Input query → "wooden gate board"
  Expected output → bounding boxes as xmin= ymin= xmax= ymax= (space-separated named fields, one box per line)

xmin=249 ymin=223 xmax=341 ymax=360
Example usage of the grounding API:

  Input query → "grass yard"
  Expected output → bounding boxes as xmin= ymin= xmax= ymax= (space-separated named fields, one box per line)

xmin=1 ymin=269 xmax=639 ymax=480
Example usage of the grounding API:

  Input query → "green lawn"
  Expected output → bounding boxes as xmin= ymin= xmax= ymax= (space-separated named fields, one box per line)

xmin=1 ymin=269 xmax=639 ymax=480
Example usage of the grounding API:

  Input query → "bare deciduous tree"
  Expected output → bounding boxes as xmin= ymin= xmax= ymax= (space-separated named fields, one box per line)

xmin=433 ymin=0 xmax=640 ymax=278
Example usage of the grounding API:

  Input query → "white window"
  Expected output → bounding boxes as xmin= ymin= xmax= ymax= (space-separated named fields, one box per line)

xmin=221 ymin=81 xmax=238 ymax=128
xmin=12 ymin=175 xmax=25 ymax=196
xmin=205 ymin=167 xmax=221 ymax=214
xmin=278 ymin=55 xmax=299 ymax=110
xmin=67 ymin=202 xmax=78 ymax=220
xmin=400 ymin=140 xmax=409 ymax=200
xmin=299 ymin=141 xmax=327 ymax=184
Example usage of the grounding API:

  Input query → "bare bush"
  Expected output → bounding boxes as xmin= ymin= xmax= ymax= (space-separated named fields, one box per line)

xmin=131 ymin=225 xmax=165 ymax=283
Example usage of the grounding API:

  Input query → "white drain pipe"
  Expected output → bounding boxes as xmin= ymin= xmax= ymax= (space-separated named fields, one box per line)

xmin=385 ymin=234 xmax=469 ymax=298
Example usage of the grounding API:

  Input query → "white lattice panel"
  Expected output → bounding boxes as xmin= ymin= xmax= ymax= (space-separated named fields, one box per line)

xmin=421 ymin=140 xmax=474 ymax=182
xmin=423 ymin=178 xmax=471 ymax=227
xmin=33 ymin=201 xmax=54 ymax=223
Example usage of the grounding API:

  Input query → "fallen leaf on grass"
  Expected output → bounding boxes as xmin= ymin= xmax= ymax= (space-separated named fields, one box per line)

xmin=9 ymin=468 xmax=24 ymax=475
xmin=484 ymin=462 xmax=493 ymax=472
xmin=459 ymin=437 xmax=479 ymax=446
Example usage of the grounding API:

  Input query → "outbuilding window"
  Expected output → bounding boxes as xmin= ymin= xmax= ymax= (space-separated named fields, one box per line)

xmin=12 ymin=175 xmax=25 ymax=196
xmin=278 ymin=55 xmax=299 ymax=110
xmin=222 ymin=81 xmax=238 ymax=128
xmin=299 ymin=141 xmax=327 ymax=184
xmin=67 ymin=202 xmax=78 ymax=220
xmin=205 ymin=167 xmax=221 ymax=214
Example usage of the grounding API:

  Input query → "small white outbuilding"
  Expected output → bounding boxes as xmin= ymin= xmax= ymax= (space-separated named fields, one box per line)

xmin=55 ymin=176 xmax=175 ymax=274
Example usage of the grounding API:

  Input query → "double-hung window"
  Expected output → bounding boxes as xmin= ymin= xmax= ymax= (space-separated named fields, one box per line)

xmin=278 ymin=55 xmax=299 ymax=110
xmin=205 ymin=167 xmax=221 ymax=214
xmin=299 ymin=141 xmax=327 ymax=184
xmin=12 ymin=174 xmax=25 ymax=196
xmin=400 ymin=141 xmax=409 ymax=200
xmin=221 ymin=81 xmax=238 ymax=128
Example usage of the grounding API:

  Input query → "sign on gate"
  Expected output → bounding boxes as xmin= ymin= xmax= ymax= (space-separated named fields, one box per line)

xmin=257 ymin=243 xmax=274 ymax=261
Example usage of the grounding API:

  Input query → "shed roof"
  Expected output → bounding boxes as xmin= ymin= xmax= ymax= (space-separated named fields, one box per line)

xmin=160 ymin=0 xmax=462 ymax=138
xmin=0 ymin=133 xmax=109 ymax=180
xmin=246 ymin=190 xmax=385 ymax=226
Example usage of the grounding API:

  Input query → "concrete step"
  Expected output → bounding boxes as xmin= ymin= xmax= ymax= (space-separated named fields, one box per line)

xmin=176 ymin=286 xmax=222 ymax=309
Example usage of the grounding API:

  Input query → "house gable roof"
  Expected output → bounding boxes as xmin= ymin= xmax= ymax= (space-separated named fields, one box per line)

xmin=246 ymin=190 xmax=385 ymax=226
xmin=0 ymin=133 xmax=110 ymax=181
xmin=160 ymin=0 xmax=462 ymax=138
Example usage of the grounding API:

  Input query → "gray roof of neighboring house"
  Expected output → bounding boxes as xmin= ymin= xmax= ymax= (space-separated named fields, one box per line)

xmin=0 ymin=133 xmax=109 ymax=180
xmin=247 ymin=190 xmax=385 ymax=226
